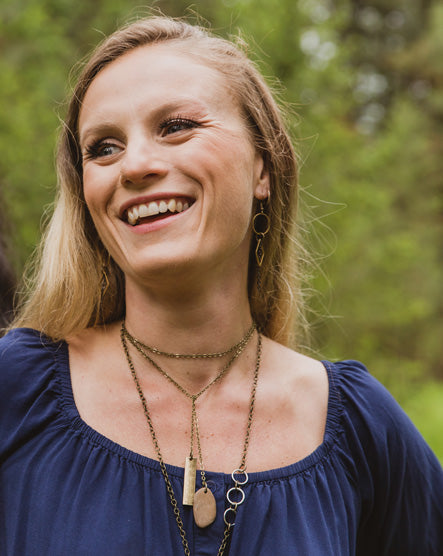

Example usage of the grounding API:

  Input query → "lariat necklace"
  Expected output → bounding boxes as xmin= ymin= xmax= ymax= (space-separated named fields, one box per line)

xmin=121 ymin=322 xmax=255 ymax=520
xmin=122 ymin=321 xmax=255 ymax=522
xmin=120 ymin=323 xmax=261 ymax=556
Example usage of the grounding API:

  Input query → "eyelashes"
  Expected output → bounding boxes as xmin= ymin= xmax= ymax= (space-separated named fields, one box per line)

xmin=159 ymin=116 xmax=200 ymax=135
xmin=82 ymin=116 xmax=201 ymax=160
xmin=84 ymin=141 xmax=121 ymax=160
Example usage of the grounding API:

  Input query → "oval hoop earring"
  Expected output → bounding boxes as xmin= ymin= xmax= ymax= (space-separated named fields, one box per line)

xmin=252 ymin=201 xmax=270 ymax=293
xmin=252 ymin=201 xmax=270 ymax=267
xmin=101 ymin=252 xmax=111 ymax=297
xmin=94 ymin=251 xmax=111 ymax=326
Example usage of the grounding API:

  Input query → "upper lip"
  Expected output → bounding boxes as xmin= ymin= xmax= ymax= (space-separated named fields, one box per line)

xmin=118 ymin=193 xmax=195 ymax=220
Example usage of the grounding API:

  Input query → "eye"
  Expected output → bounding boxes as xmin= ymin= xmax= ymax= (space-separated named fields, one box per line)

xmin=159 ymin=117 xmax=199 ymax=136
xmin=84 ymin=141 xmax=123 ymax=160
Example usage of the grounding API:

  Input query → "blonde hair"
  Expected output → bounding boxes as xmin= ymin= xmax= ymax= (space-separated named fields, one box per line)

xmin=13 ymin=15 xmax=307 ymax=346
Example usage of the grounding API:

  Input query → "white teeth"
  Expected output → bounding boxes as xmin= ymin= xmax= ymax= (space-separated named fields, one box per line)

xmin=148 ymin=202 xmax=159 ymax=216
xmin=127 ymin=206 xmax=139 ymax=226
xmin=128 ymin=212 xmax=138 ymax=226
xmin=126 ymin=198 xmax=191 ymax=224
xmin=138 ymin=204 xmax=149 ymax=218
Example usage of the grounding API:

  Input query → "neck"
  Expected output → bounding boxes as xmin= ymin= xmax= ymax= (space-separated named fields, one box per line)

xmin=126 ymin=274 xmax=252 ymax=362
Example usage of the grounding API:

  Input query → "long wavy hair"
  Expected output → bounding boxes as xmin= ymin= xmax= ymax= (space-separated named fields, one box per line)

xmin=13 ymin=15 xmax=308 ymax=347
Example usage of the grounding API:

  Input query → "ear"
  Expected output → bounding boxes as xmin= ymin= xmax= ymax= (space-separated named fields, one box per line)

xmin=253 ymin=152 xmax=270 ymax=200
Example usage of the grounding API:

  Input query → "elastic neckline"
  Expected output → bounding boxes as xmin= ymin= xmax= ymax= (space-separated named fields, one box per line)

xmin=54 ymin=334 xmax=343 ymax=483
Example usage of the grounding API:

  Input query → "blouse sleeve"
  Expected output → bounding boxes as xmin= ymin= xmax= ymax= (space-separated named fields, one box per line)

xmin=0 ymin=328 xmax=59 ymax=461
xmin=337 ymin=360 xmax=443 ymax=556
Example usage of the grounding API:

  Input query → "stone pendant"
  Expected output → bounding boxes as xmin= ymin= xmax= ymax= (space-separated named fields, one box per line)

xmin=193 ymin=487 xmax=216 ymax=528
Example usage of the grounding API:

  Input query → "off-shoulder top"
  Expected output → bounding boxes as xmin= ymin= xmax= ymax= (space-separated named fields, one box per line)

xmin=1 ymin=328 xmax=442 ymax=555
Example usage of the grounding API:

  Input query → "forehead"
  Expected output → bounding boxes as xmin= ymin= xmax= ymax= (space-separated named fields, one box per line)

xmin=79 ymin=43 xmax=240 ymax=129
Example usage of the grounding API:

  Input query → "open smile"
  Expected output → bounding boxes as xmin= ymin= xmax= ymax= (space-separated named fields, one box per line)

xmin=122 ymin=197 xmax=194 ymax=226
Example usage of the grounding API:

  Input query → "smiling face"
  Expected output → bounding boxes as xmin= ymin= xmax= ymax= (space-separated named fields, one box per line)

xmin=79 ymin=43 xmax=269 ymax=291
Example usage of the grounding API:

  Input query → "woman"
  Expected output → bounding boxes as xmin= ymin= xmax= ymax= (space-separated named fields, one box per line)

xmin=1 ymin=16 xmax=442 ymax=555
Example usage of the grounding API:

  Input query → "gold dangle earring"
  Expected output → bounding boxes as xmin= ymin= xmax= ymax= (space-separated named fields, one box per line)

xmin=252 ymin=200 xmax=270 ymax=292
xmin=95 ymin=252 xmax=111 ymax=326
xmin=100 ymin=252 xmax=111 ymax=298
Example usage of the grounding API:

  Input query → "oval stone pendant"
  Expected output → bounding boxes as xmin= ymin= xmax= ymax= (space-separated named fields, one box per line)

xmin=193 ymin=487 xmax=216 ymax=528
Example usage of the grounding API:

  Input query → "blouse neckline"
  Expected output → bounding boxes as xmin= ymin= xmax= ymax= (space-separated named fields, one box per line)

xmin=53 ymin=333 xmax=343 ymax=483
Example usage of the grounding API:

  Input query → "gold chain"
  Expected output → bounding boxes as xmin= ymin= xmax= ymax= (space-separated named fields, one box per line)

xmin=122 ymin=323 xmax=253 ymax=486
xmin=123 ymin=323 xmax=251 ymax=405
xmin=120 ymin=325 xmax=262 ymax=556
xmin=122 ymin=321 xmax=256 ymax=359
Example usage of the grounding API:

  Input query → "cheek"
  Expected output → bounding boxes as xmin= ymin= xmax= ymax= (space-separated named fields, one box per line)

xmin=208 ymin=152 xmax=256 ymax=232
xmin=82 ymin=167 xmax=113 ymax=216
xmin=82 ymin=168 xmax=97 ymax=210
xmin=82 ymin=185 xmax=115 ymax=250
xmin=205 ymin=141 xmax=257 ymax=195
xmin=211 ymin=177 xmax=255 ymax=249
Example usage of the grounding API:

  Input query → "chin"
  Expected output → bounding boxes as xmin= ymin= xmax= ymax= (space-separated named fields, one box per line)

xmin=126 ymin=253 xmax=199 ymax=285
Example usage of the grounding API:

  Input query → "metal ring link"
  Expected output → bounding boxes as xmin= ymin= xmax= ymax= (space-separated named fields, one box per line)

xmin=231 ymin=468 xmax=248 ymax=486
xmin=223 ymin=507 xmax=237 ymax=527
xmin=226 ymin=486 xmax=246 ymax=506
xmin=252 ymin=211 xmax=270 ymax=236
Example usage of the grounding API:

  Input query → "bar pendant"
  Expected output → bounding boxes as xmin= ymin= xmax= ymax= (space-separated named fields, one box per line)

xmin=183 ymin=456 xmax=197 ymax=506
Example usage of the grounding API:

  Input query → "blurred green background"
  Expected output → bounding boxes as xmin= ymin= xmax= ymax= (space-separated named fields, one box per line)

xmin=1 ymin=0 xmax=442 ymax=461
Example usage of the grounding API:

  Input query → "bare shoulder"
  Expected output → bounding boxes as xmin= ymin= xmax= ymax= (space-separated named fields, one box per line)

xmin=251 ymin=335 xmax=329 ymax=466
xmin=260 ymin=335 xmax=328 ymax=399
xmin=66 ymin=322 xmax=125 ymax=397
xmin=67 ymin=322 xmax=121 ymax=361
xmin=66 ymin=322 xmax=134 ymax=430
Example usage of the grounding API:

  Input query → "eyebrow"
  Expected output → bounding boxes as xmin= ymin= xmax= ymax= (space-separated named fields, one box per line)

xmin=79 ymin=98 xmax=210 ymax=146
xmin=79 ymin=122 xmax=123 ymax=149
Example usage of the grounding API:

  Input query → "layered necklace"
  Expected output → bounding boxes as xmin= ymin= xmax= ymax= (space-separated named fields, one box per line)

xmin=121 ymin=322 xmax=261 ymax=556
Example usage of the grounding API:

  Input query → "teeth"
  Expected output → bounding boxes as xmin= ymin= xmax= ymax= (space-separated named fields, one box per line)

xmin=126 ymin=198 xmax=191 ymax=225
xmin=148 ymin=202 xmax=159 ymax=216
xmin=138 ymin=204 xmax=149 ymax=218
xmin=128 ymin=211 xmax=138 ymax=226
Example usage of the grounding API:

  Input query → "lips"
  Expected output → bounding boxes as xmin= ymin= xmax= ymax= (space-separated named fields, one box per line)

xmin=122 ymin=197 xmax=193 ymax=226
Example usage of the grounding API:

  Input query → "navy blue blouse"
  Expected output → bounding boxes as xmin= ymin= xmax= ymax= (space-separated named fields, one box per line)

xmin=1 ymin=328 xmax=442 ymax=555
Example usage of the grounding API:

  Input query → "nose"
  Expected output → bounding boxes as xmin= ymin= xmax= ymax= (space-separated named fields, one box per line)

xmin=120 ymin=136 xmax=168 ymax=187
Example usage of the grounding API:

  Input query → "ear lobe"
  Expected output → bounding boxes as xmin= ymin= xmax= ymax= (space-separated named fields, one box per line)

xmin=254 ymin=154 xmax=270 ymax=200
